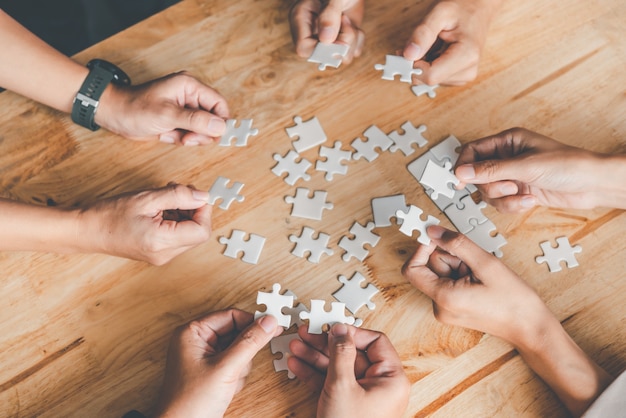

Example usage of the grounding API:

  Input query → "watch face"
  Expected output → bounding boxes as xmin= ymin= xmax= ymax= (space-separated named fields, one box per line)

xmin=87 ymin=59 xmax=131 ymax=85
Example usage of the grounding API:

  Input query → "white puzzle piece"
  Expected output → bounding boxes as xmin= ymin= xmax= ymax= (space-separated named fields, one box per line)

xmin=219 ymin=119 xmax=259 ymax=147
xmin=283 ymin=290 xmax=309 ymax=329
xmin=308 ymin=42 xmax=349 ymax=71
xmin=395 ymin=205 xmax=440 ymax=245
xmin=219 ymin=230 xmax=266 ymax=264
xmin=338 ymin=221 xmax=380 ymax=262
xmin=443 ymin=195 xmax=488 ymax=234
xmin=299 ymin=300 xmax=356 ymax=334
xmin=389 ymin=122 xmax=429 ymax=156
xmin=351 ymin=125 xmax=393 ymax=162
xmin=270 ymin=333 xmax=301 ymax=379
xmin=374 ymin=55 xmax=423 ymax=83
xmin=272 ymin=150 xmax=312 ymax=185
xmin=285 ymin=116 xmax=327 ymax=153
xmin=289 ymin=226 xmax=333 ymax=263
xmin=426 ymin=186 xmax=470 ymax=212
xmin=284 ymin=188 xmax=333 ymax=221
xmin=255 ymin=283 xmax=295 ymax=328
xmin=419 ymin=159 xmax=460 ymax=199
xmin=535 ymin=237 xmax=582 ymax=273
xmin=332 ymin=272 xmax=379 ymax=314
xmin=316 ymin=141 xmax=352 ymax=181
xmin=430 ymin=134 xmax=462 ymax=165
xmin=407 ymin=150 xmax=438 ymax=183
xmin=371 ymin=194 xmax=408 ymax=227
xmin=208 ymin=176 xmax=245 ymax=210
xmin=465 ymin=219 xmax=507 ymax=258
xmin=411 ymin=84 xmax=439 ymax=99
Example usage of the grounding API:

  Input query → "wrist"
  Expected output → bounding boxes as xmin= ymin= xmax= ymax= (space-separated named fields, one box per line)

xmin=593 ymin=153 xmax=626 ymax=209
xmin=93 ymin=83 xmax=127 ymax=134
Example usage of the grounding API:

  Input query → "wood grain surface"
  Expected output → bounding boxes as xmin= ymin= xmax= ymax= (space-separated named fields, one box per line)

xmin=1 ymin=0 xmax=625 ymax=416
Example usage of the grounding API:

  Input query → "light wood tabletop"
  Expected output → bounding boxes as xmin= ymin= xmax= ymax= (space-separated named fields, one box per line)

xmin=1 ymin=0 xmax=625 ymax=416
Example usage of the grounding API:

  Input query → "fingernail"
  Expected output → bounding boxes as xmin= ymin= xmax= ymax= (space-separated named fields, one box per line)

xmin=521 ymin=195 xmax=537 ymax=208
xmin=331 ymin=323 xmax=348 ymax=337
xmin=184 ymin=140 xmax=199 ymax=147
xmin=455 ymin=165 xmax=476 ymax=181
xmin=192 ymin=190 xmax=209 ymax=202
xmin=259 ymin=315 xmax=278 ymax=333
xmin=404 ymin=42 xmax=422 ymax=60
xmin=159 ymin=135 xmax=175 ymax=144
xmin=319 ymin=26 xmax=334 ymax=42
xmin=207 ymin=118 xmax=226 ymax=135
xmin=427 ymin=225 xmax=446 ymax=239
xmin=501 ymin=183 xmax=518 ymax=195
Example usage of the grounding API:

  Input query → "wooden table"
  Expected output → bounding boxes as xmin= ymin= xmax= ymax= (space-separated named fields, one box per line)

xmin=1 ymin=0 xmax=625 ymax=416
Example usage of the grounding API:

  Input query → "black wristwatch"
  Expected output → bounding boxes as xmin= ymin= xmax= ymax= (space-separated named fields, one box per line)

xmin=71 ymin=59 xmax=131 ymax=131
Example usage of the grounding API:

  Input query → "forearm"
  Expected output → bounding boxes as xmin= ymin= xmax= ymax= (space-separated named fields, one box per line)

xmin=0 ymin=9 xmax=88 ymax=113
xmin=514 ymin=315 xmax=613 ymax=416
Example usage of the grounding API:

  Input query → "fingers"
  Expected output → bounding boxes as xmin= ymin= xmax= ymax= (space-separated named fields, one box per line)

xmin=404 ymin=1 xmax=455 ymax=61
xmin=326 ymin=323 xmax=358 ymax=386
xmin=183 ymin=308 xmax=254 ymax=348
xmin=402 ymin=241 xmax=449 ymax=300
xmin=318 ymin=0 xmax=344 ymax=43
xmin=351 ymin=328 xmax=405 ymax=377
xmin=289 ymin=0 xmax=321 ymax=57
xmin=219 ymin=315 xmax=280 ymax=372
xmin=417 ymin=41 xmax=480 ymax=86
xmin=145 ymin=184 xmax=209 ymax=212
xmin=287 ymin=356 xmax=326 ymax=391
xmin=482 ymin=194 xmax=538 ymax=214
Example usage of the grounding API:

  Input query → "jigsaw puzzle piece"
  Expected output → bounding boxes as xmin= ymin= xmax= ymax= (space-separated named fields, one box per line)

xmin=299 ymin=300 xmax=356 ymax=334
xmin=308 ymin=42 xmax=349 ymax=71
xmin=270 ymin=333 xmax=301 ymax=379
xmin=465 ymin=219 xmax=506 ymax=258
xmin=285 ymin=116 xmax=327 ymax=153
xmin=255 ymin=283 xmax=295 ymax=328
xmin=316 ymin=141 xmax=352 ymax=181
xmin=426 ymin=187 xmax=470 ymax=212
xmin=288 ymin=226 xmax=333 ymax=263
xmin=332 ymin=272 xmax=379 ymax=314
xmin=535 ymin=237 xmax=582 ymax=273
xmin=419 ymin=159 xmax=460 ymax=199
xmin=395 ymin=205 xmax=440 ymax=245
xmin=219 ymin=119 xmax=259 ymax=147
xmin=283 ymin=290 xmax=309 ymax=329
xmin=411 ymin=84 xmax=439 ymax=98
xmin=284 ymin=188 xmax=333 ymax=221
xmin=374 ymin=55 xmax=423 ymax=83
xmin=351 ymin=125 xmax=393 ymax=162
xmin=443 ymin=195 xmax=488 ymax=234
xmin=389 ymin=122 xmax=429 ymax=156
xmin=430 ymin=134 xmax=462 ymax=165
xmin=338 ymin=221 xmax=380 ymax=262
xmin=272 ymin=150 xmax=312 ymax=185
xmin=219 ymin=230 xmax=266 ymax=264
xmin=371 ymin=194 xmax=408 ymax=227
xmin=208 ymin=176 xmax=245 ymax=210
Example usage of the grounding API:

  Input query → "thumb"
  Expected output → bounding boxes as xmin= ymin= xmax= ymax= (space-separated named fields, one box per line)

xmin=166 ymin=105 xmax=227 ymax=138
xmin=146 ymin=184 xmax=209 ymax=212
xmin=404 ymin=4 xmax=453 ymax=61
xmin=455 ymin=158 xmax=527 ymax=186
xmin=220 ymin=315 xmax=279 ymax=373
xmin=318 ymin=0 xmax=343 ymax=43
xmin=326 ymin=323 xmax=358 ymax=386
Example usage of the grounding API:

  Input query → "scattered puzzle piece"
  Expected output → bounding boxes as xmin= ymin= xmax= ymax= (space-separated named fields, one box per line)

xmin=371 ymin=194 xmax=408 ymax=227
xmin=411 ymin=84 xmax=439 ymax=99
xmin=389 ymin=122 xmax=429 ymax=156
xmin=219 ymin=119 xmax=259 ymax=147
xmin=374 ymin=55 xmax=423 ymax=83
xmin=338 ymin=221 xmax=380 ymax=262
xmin=272 ymin=150 xmax=312 ymax=185
xmin=419 ymin=159 xmax=460 ymax=199
xmin=395 ymin=205 xmax=440 ymax=245
xmin=332 ymin=272 xmax=379 ymax=314
xmin=308 ymin=42 xmax=350 ymax=71
xmin=289 ymin=226 xmax=333 ymax=263
xmin=284 ymin=188 xmax=333 ymax=221
xmin=255 ymin=283 xmax=294 ymax=328
xmin=208 ymin=176 xmax=245 ymax=210
xmin=351 ymin=125 xmax=393 ymax=162
xmin=444 ymin=195 xmax=488 ymax=234
xmin=430 ymin=134 xmax=462 ymax=165
xmin=535 ymin=237 xmax=582 ymax=273
xmin=299 ymin=300 xmax=356 ymax=334
xmin=316 ymin=141 xmax=352 ymax=180
xmin=219 ymin=230 xmax=266 ymax=264
xmin=270 ymin=333 xmax=301 ymax=379
xmin=285 ymin=116 xmax=327 ymax=153
xmin=465 ymin=219 xmax=506 ymax=258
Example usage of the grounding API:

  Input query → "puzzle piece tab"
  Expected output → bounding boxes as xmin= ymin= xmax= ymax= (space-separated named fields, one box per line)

xmin=316 ymin=141 xmax=352 ymax=181
xmin=208 ymin=176 xmax=245 ymax=210
xmin=289 ymin=226 xmax=333 ymax=263
xmin=284 ymin=188 xmax=333 ymax=221
xmin=465 ymin=219 xmax=507 ymax=258
xmin=371 ymin=194 xmax=408 ymax=227
xmin=286 ymin=116 xmax=327 ymax=153
xmin=270 ymin=333 xmax=301 ymax=379
xmin=255 ymin=283 xmax=294 ymax=328
xmin=283 ymin=290 xmax=309 ymax=329
xmin=299 ymin=300 xmax=356 ymax=334
xmin=219 ymin=119 xmax=259 ymax=147
xmin=219 ymin=230 xmax=266 ymax=264
xmin=412 ymin=84 xmax=439 ymax=99
xmin=338 ymin=221 xmax=380 ymax=262
xmin=535 ymin=237 xmax=582 ymax=273
xmin=351 ymin=125 xmax=393 ymax=162
xmin=272 ymin=150 xmax=312 ymax=185
xmin=308 ymin=42 xmax=349 ymax=71
xmin=332 ymin=272 xmax=379 ymax=314
xmin=419 ymin=159 xmax=460 ymax=199
xmin=374 ymin=55 xmax=423 ymax=83
xmin=395 ymin=205 xmax=440 ymax=245
xmin=389 ymin=122 xmax=429 ymax=156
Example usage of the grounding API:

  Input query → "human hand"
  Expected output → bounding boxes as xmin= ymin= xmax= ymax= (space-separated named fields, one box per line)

xmin=96 ymin=71 xmax=230 ymax=146
xmin=454 ymin=128 xmax=626 ymax=212
xmin=78 ymin=184 xmax=212 ymax=265
xmin=403 ymin=0 xmax=502 ymax=86
xmin=288 ymin=323 xmax=410 ymax=418
xmin=155 ymin=309 xmax=282 ymax=418
xmin=289 ymin=0 xmax=365 ymax=64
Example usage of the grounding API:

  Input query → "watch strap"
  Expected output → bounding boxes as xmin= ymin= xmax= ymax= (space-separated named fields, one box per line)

xmin=71 ymin=65 xmax=115 ymax=131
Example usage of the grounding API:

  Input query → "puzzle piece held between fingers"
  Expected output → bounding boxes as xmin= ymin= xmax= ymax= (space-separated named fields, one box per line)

xmin=316 ymin=141 xmax=352 ymax=181
xmin=412 ymin=84 xmax=439 ymax=99
xmin=395 ymin=205 xmax=440 ymax=245
xmin=255 ymin=283 xmax=295 ymax=328
xmin=389 ymin=122 xmax=429 ymax=156
xmin=289 ymin=226 xmax=333 ymax=263
xmin=272 ymin=150 xmax=312 ymax=185
xmin=299 ymin=300 xmax=356 ymax=334
xmin=285 ymin=116 xmax=327 ymax=153
xmin=374 ymin=55 xmax=423 ymax=83
xmin=338 ymin=221 xmax=380 ymax=262
xmin=332 ymin=272 xmax=379 ymax=314
xmin=284 ymin=188 xmax=333 ymax=221
xmin=270 ymin=333 xmax=301 ymax=379
xmin=535 ymin=237 xmax=582 ymax=273
xmin=419 ymin=159 xmax=460 ymax=199
xmin=219 ymin=230 xmax=266 ymax=264
xmin=351 ymin=125 xmax=393 ymax=162
xmin=208 ymin=176 xmax=245 ymax=210
xmin=219 ymin=119 xmax=259 ymax=147
xmin=308 ymin=42 xmax=350 ymax=71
